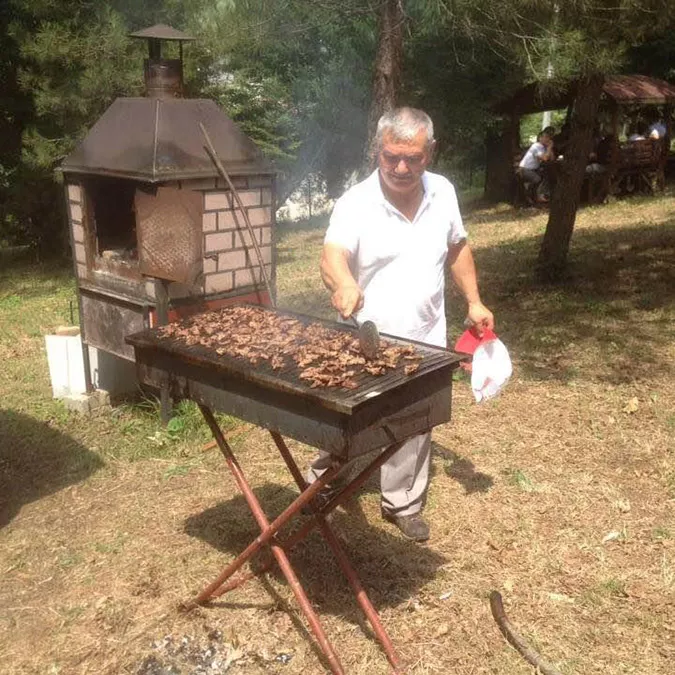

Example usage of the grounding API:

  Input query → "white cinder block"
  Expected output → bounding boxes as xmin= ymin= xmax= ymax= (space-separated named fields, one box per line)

xmin=202 ymin=212 xmax=217 ymax=232
xmin=67 ymin=184 xmax=82 ymax=203
xmin=70 ymin=202 xmax=83 ymax=223
xmin=204 ymin=191 xmax=230 ymax=210
xmin=205 ymin=271 xmax=234 ymax=293
xmin=205 ymin=232 xmax=232 ymax=253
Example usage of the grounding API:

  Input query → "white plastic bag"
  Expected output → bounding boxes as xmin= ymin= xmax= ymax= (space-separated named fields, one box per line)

xmin=470 ymin=338 xmax=512 ymax=402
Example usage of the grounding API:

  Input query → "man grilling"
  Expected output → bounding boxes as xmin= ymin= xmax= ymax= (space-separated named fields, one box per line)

xmin=307 ymin=107 xmax=494 ymax=542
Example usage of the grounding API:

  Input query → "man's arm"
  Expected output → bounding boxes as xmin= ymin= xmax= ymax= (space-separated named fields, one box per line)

xmin=448 ymin=240 xmax=494 ymax=331
xmin=320 ymin=243 xmax=364 ymax=318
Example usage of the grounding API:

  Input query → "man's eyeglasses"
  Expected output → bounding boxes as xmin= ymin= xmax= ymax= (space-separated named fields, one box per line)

xmin=380 ymin=151 xmax=425 ymax=169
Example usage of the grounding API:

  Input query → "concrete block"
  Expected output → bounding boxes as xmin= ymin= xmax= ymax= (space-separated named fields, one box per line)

xmin=62 ymin=394 xmax=93 ymax=414
xmin=70 ymin=202 xmax=83 ymax=223
xmin=67 ymin=184 xmax=82 ymax=203
xmin=45 ymin=334 xmax=87 ymax=397
xmin=234 ymin=190 xmax=261 ymax=207
xmin=205 ymin=271 xmax=234 ymax=293
xmin=74 ymin=242 xmax=86 ymax=264
xmin=202 ymin=212 xmax=217 ymax=233
xmin=234 ymin=267 xmax=255 ymax=288
xmin=245 ymin=246 xmax=272 ymax=266
xmin=254 ymin=264 xmax=273 ymax=283
xmin=218 ymin=249 xmax=247 ymax=271
xmin=203 ymin=256 xmax=217 ymax=274
xmin=233 ymin=228 xmax=259 ymax=249
xmin=218 ymin=210 xmax=240 ymax=231
xmin=205 ymin=232 xmax=232 ymax=253
xmin=204 ymin=191 xmax=230 ymax=211
xmin=247 ymin=206 xmax=272 ymax=227
xmin=61 ymin=390 xmax=112 ymax=416
xmin=72 ymin=222 xmax=84 ymax=243
xmin=260 ymin=227 xmax=272 ymax=245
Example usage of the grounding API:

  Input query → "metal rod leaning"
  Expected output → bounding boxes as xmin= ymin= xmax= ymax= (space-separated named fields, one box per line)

xmin=199 ymin=122 xmax=275 ymax=306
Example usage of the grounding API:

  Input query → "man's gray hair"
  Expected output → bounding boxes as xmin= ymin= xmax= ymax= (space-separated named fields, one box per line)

xmin=375 ymin=107 xmax=435 ymax=151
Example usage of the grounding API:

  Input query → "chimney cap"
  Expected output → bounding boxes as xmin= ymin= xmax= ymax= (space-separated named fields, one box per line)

xmin=129 ymin=24 xmax=196 ymax=42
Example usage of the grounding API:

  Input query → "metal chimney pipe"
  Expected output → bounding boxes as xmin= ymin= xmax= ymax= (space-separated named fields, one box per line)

xmin=129 ymin=24 xmax=196 ymax=99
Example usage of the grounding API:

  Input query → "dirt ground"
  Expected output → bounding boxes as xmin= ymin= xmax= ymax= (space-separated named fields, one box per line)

xmin=1 ymin=194 xmax=674 ymax=674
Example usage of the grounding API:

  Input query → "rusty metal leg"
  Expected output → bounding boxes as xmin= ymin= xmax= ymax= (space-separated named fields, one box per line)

xmin=187 ymin=413 xmax=345 ymax=607
xmin=270 ymin=431 xmax=404 ymax=674
xmin=191 ymin=405 xmax=346 ymax=675
xmin=209 ymin=439 xmax=405 ymax=600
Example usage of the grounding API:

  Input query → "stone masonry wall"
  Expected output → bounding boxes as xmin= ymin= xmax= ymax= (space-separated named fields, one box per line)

xmin=200 ymin=174 xmax=274 ymax=295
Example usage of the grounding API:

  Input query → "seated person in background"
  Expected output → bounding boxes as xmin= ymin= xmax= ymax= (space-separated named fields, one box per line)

xmin=648 ymin=119 xmax=667 ymax=140
xmin=517 ymin=127 xmax=555 ymax=202
xmin=586 ymin=133 xmax=615 ymax=174
xmin=628 ymin=121 xmax=648 ymax=142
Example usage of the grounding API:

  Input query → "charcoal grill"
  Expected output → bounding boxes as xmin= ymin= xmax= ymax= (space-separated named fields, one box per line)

xmin=126 ymin=305 xmax=464 ymax=674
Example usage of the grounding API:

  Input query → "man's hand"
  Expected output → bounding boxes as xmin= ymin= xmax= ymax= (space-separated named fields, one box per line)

xmin=467 ymin=300 xmax=494 ymax=334
xmin=321 ymin=243 xmax=364 ymax=318
xmin=331 ymin=283 xmax=364 ymax=319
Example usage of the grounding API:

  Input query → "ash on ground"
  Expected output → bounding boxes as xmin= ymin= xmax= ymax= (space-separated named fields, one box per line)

xmin=134 ymin=630 xmax=294 ymax=674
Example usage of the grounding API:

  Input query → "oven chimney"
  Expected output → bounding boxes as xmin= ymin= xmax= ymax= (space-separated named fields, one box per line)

xmin=129 ymin=24 xmax=196 ymax=99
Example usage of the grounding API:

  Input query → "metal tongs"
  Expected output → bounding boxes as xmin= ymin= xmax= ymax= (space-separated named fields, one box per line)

xmin=347 ymin=316 xmax=380 ymax=360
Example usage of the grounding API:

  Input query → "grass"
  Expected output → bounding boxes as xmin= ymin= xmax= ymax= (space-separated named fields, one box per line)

xmin=1 ymin=193 xmax=675 ymax=674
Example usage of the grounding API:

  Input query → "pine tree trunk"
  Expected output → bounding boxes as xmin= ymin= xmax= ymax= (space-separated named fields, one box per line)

xmin=363 ymin=0 xmax=404 ymax=174
xmin=537 ymin=74 xmax=605 ymax=280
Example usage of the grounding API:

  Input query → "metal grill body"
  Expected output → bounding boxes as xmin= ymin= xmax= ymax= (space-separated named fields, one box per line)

xmin=126 ymin=308 xmax=462 ymax=458
xmin=126 ymin=307 xmax=464 ymax=674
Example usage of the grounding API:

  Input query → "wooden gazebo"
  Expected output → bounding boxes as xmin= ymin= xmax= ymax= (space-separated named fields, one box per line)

xmin=485 ymin=74 xmax=675 ymax=203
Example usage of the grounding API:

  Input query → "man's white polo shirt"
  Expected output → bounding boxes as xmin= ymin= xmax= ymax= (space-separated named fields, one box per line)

xmin=324 ymin=169 xmax=467 ymax=347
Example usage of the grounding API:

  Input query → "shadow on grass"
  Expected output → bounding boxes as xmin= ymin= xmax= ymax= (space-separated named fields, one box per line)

xmin=0 ymin=409 xmax=104 ymax=528
xmin=467 ymin=219 xmax=675 ymax=384
xmin=330 ymin=440 xmax=494 ymax=500
xmin=432 ymin=441 xmax=494 ymax=494
xmin=184 ymin=483 xmax=446 ymax=621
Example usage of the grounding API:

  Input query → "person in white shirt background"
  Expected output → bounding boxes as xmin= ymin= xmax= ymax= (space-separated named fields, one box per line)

xmin=306 ymin=107 xmax=494 ymax=542
xmin=517 ymin=126 xmax=555 ymax=203
xmin=643 ymin=108 xmax=668 ymax=140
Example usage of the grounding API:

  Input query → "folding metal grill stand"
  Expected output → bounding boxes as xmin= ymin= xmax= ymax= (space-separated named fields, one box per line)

xmin=184 ymin=404 xmax=405 ymax=675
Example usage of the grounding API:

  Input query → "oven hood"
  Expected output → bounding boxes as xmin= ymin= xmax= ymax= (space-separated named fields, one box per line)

xmin=61 ymin=97 xmax=272 ymax=182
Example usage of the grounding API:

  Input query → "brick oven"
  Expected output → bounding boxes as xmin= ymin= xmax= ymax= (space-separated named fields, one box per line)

xmin=60 ymin=24 xmax=276 ymax=395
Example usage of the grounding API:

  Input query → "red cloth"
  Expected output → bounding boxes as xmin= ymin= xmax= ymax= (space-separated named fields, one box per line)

xmin=454 ymin=327 xmax=498 ymax=355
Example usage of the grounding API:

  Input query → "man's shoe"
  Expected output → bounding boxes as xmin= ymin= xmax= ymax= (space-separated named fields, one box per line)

xmin=302 ymin=483 xmax=344 ymax=516
xmin=381 ymin=510 xmax=430 ymax=542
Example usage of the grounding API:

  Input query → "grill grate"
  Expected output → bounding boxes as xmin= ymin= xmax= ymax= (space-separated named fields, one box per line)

xmin=126 ymin=305 xmax=462 ymax=414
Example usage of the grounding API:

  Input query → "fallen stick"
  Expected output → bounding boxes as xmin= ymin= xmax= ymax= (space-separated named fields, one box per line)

xmin=489 ymin=591 xmax=563 ymax=675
